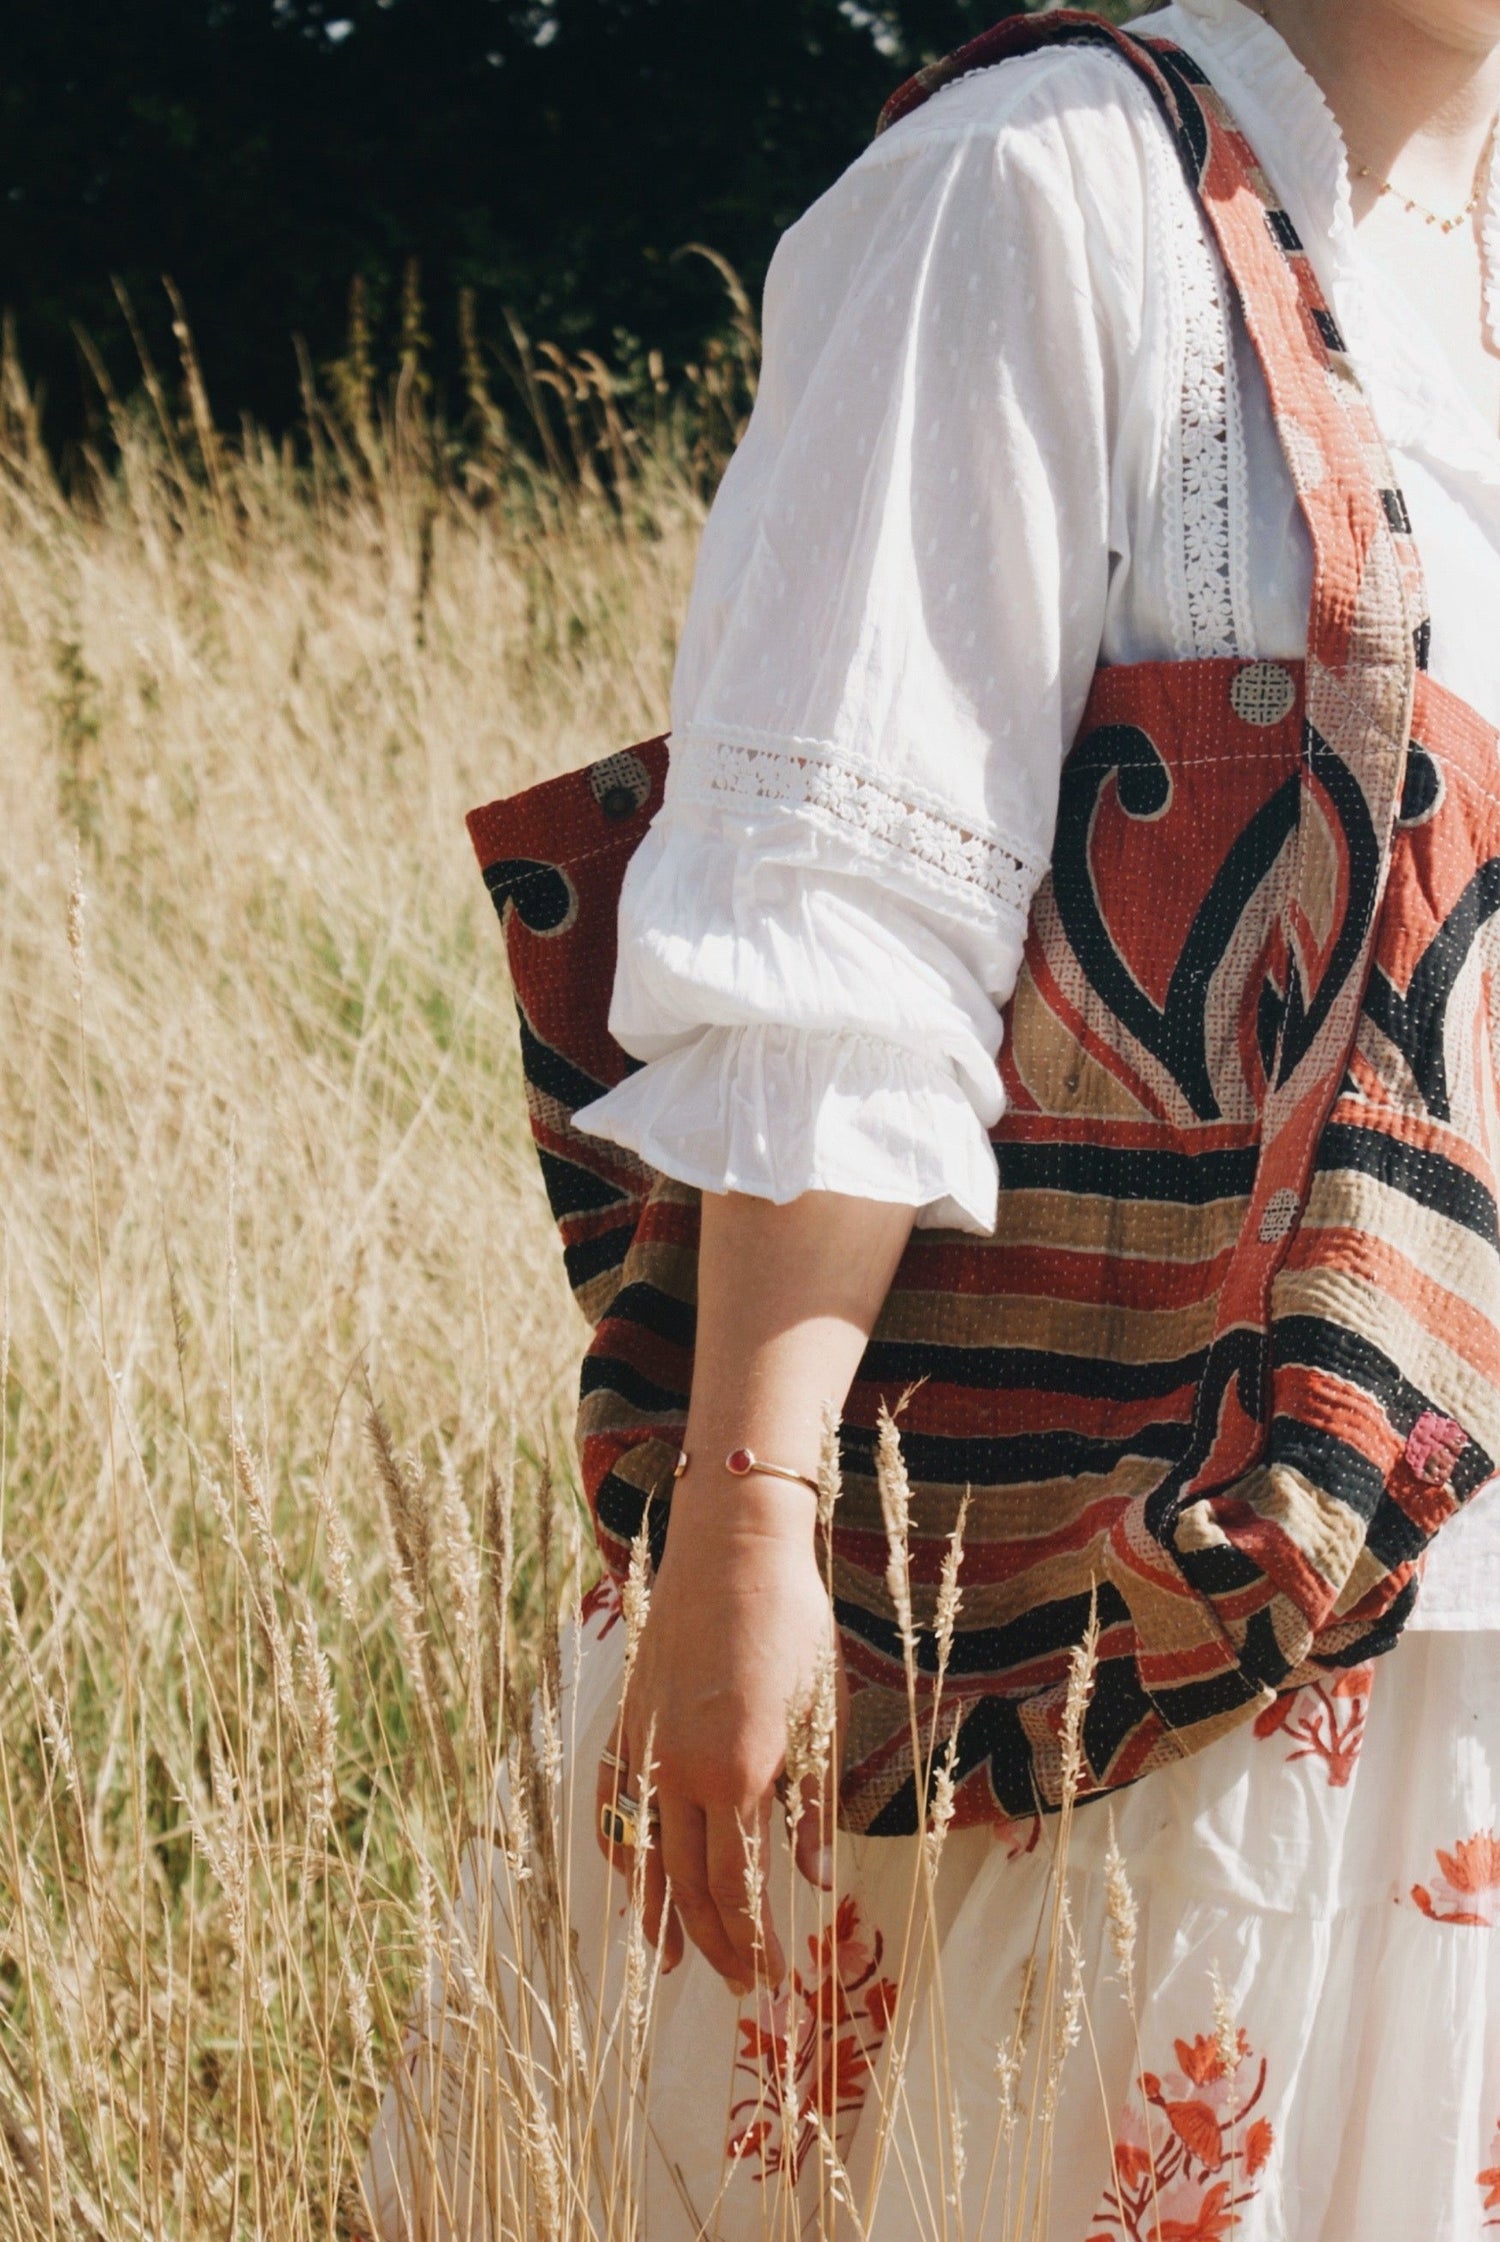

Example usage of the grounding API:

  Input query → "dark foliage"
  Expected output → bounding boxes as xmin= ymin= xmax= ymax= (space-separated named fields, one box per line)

xmin=3 ymin=0 xmax=1023 ymax=446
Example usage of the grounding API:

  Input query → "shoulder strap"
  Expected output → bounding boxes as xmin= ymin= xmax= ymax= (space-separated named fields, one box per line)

xmin=878 ymin=9 xmax=1426 ymax=1346
xmin=878 ymin=12 xmax=1427 ymax=677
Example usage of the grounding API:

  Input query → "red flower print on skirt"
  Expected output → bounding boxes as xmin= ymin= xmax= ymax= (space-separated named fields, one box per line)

xmin=580 ymin=1574 xmax=624 ymax=1639
xmin=1411 ymin=1829 xmax=1500 ymax=1926
xmin=727 ymin=1893 xmax=899 ymax=2185
xmin=993 ymin=1807 xmax=1042 ymax=1861
xmin=1252 ymin=1663 xmax=1372 ymax=1788
xmin=1480 ymin=2116 xmax=1500 ymax=2228
xmin=1085 ymin=2018 xmax=1274 ymax=2241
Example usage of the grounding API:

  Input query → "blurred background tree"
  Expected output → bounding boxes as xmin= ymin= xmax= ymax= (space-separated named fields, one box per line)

xmin=2 ymin=0 xmax=1032 ymax=450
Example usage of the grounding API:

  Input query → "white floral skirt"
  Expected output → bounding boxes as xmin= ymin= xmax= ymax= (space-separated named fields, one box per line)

xmin=361 ymin=1588 xmax=1500 ymax=2241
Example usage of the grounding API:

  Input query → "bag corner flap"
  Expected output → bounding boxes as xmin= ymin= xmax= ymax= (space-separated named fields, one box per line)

xmin=465 ymin=734 xmax=670 ymax=872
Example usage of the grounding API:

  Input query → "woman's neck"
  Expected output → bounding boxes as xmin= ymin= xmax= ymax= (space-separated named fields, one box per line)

xmin=1260 ymin=0 xmax=1500 ymax=218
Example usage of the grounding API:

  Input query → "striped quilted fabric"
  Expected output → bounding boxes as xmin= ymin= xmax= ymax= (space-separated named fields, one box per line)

xmin=468 ymin=15 xmax=1500 ymax=1836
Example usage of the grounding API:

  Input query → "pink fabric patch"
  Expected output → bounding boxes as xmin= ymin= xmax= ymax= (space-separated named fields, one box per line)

xmin=1405 ymin=1411 xmax=1466 ymax=1485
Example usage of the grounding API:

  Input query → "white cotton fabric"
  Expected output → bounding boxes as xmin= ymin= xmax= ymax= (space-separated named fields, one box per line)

xmin=362 ymin=1591 xmax=1500 ymax=2242
xmin=575 ymin=0 xmax=1500 ymax=1623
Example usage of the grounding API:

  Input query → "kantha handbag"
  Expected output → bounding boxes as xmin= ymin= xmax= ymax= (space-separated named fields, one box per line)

xmin=468 ymin=15 xmax=1500 ymax=1835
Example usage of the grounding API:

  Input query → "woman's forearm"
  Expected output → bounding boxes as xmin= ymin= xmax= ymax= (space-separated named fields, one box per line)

xmin=673 ymin=1188 xmax=917 ymax=1528
xmin=601 ymin=1187 xmax=916 ymax=1994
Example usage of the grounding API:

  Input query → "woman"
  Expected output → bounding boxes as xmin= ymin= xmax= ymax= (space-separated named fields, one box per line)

xmin=366 ymin=1 xmax=1500 ymax=2233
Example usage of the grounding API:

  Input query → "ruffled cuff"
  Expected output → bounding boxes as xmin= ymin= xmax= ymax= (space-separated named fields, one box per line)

xmin=574 ymin=1024 xmax=1000 ymax=1236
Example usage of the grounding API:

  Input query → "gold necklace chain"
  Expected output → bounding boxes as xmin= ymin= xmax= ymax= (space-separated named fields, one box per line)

xmin=1251 ymin=1 xmax=1496 ymax=236
xmin=1350 ymin=130 xmax=1496 ymax=236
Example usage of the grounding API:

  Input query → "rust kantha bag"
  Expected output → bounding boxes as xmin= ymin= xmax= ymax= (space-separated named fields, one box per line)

xmin=467 ymin=15 xmax=1500 ymax=1835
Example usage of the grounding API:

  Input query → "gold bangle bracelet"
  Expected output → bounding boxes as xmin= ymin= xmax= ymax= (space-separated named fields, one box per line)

xmin=674 ymin=1447 xmax=820 ymax=1498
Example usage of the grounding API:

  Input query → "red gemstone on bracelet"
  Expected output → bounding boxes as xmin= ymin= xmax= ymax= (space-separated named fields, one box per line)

xmin=726 ymin=1448 xmax=755 ymax=1477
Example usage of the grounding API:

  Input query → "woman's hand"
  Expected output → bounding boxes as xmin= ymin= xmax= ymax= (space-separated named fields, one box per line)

xmin=601 ymin=1475 xmax=845 ymax=1993
xmin=591 ymin=1186 xmax=916 ymax=1995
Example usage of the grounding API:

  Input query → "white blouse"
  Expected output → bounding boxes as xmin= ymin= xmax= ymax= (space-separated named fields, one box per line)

xmin=575 ymin=0 xmax=1500 ymax=1626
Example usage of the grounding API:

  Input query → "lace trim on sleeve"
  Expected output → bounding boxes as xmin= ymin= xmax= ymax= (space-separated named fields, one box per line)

xmin=669 ymin=729 xmax=1044 ymax=926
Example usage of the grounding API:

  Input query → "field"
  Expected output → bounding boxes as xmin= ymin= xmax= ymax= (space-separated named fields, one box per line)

xmin=0 ymin=314 xmax=1125 ymax=2239
xmin=0 ymin=318 xmax=713 ymax=2233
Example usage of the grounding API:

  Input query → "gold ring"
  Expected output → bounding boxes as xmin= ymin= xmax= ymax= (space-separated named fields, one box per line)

xmin=600 ymin=1792 xmax=656 ymax=1850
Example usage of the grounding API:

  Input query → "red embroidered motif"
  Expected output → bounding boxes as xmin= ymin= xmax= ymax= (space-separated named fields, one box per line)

xmin=1479 ymin=2117 xmax=1500 ymax=2226
xmin=1405 ymin=1409 xmax=1466 ymax=1484
xmin=726 ymin=1894 xmax=899 ymax=2183
xmin=1087 ymin=2018 xmax=1274 ymax=2241
xmin=1411 ymin=1829 xmax=1500 ymax=1926
xmin=1252 ymin=1663 xmax=1372 ymax=1787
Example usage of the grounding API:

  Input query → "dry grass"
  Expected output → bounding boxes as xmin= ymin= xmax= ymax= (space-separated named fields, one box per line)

xmin=0 ymin=320 xmax=705 ymax=2233
xmin=0 ymin=321 xmax=1118 ymax=2238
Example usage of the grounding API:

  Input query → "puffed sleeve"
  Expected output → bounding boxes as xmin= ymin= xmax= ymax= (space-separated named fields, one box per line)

xmin=574 ymin=50 xmax=1149 ymax=1233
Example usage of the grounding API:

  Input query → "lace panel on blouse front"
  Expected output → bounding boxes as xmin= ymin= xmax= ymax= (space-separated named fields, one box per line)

xmin=1156 ymin=120 xmax=1246 ymax=661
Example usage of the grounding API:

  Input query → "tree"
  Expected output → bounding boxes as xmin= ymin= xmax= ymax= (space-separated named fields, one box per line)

xmin=0 ymin=0 xmax=1024 ymax=444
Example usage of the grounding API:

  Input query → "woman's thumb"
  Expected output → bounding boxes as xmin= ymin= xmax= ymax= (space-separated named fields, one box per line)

xmin=791 ymin=1775 xmax=836 ymax=1892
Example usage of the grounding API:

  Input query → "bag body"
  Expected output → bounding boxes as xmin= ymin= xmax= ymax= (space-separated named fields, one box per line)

xmin=469 ymin=14 xmax=1500 ymax=1834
